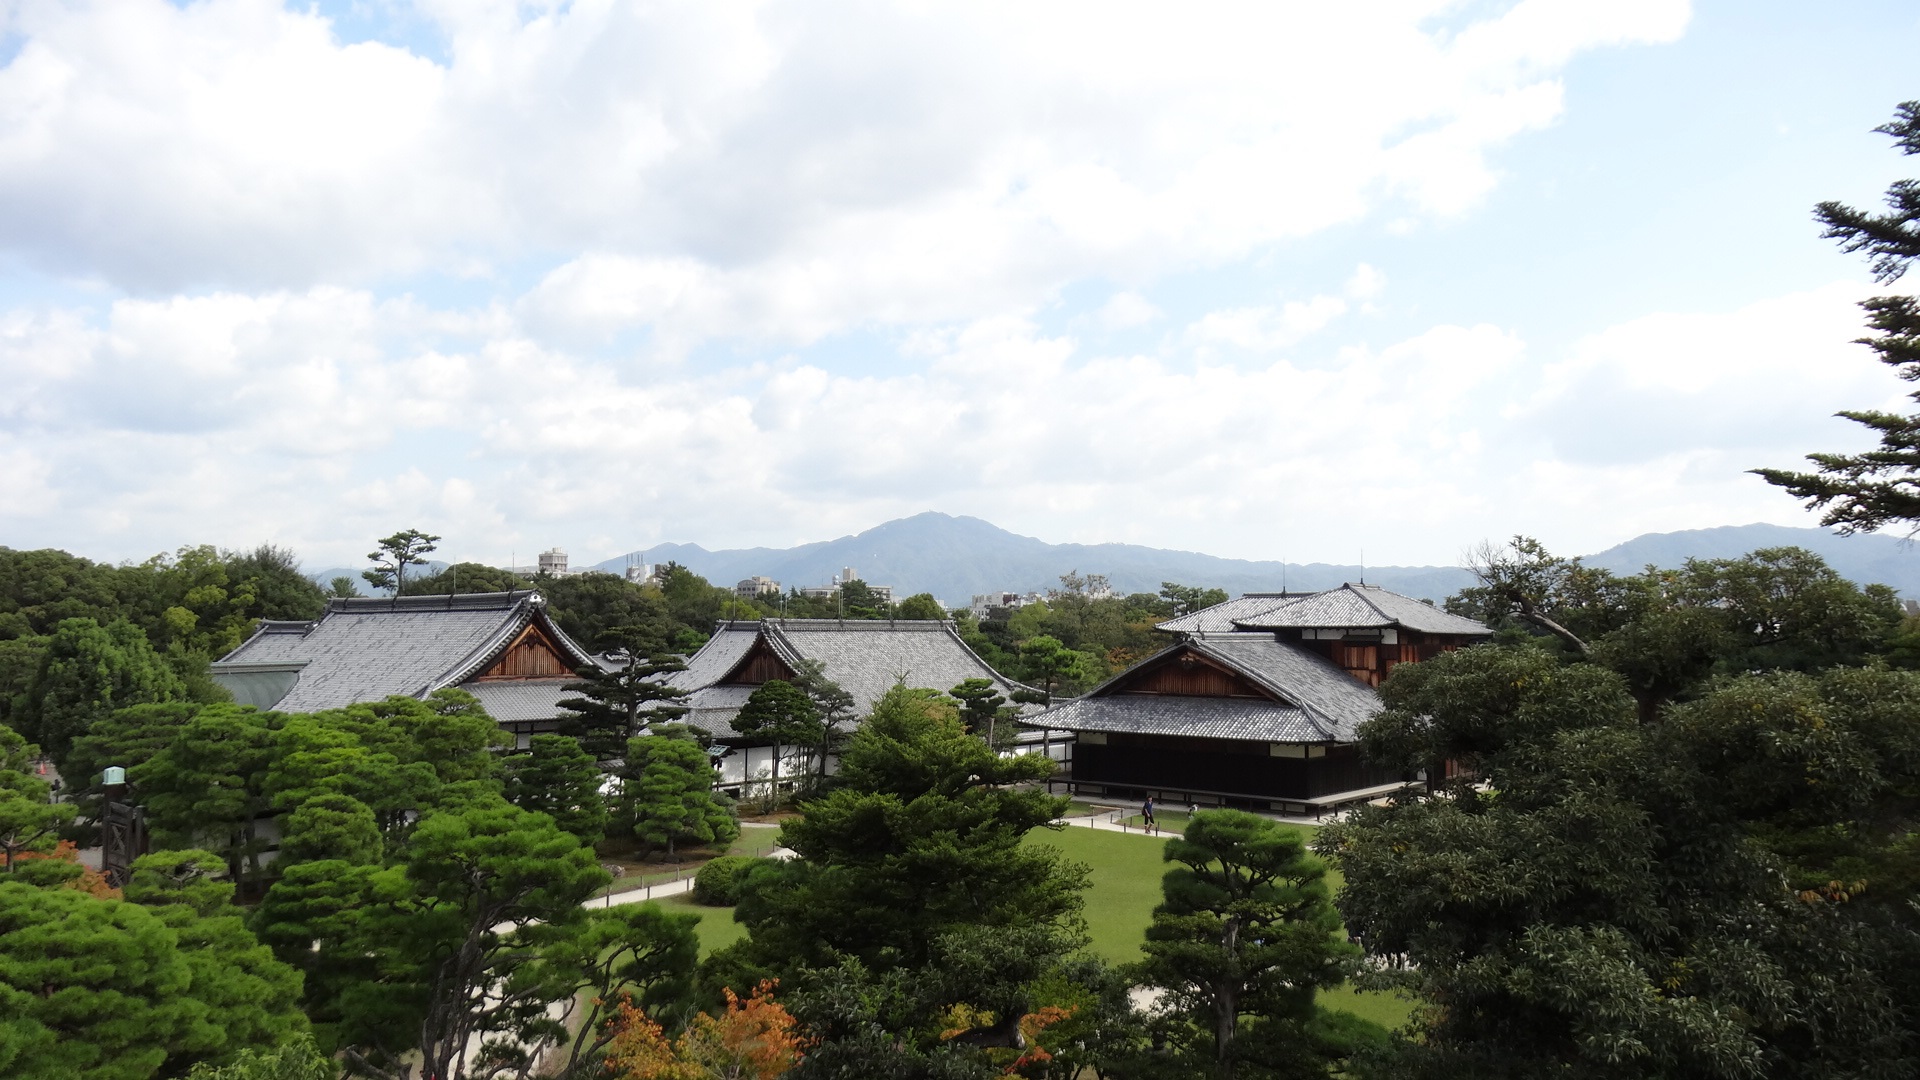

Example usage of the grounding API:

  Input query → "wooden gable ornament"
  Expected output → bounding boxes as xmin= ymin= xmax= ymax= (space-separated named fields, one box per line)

xmin=475 ymin=622 xmax=575 ymax=681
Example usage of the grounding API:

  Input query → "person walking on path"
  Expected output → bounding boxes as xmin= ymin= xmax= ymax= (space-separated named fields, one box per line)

xmin=1141 ymin=797 xmax=1157 ymax=835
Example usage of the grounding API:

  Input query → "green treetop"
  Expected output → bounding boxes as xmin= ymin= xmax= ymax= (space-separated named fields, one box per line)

xmin=22 ymin=617 xmax=184 ymax=763
xmin=1757 ymin=102 xmax=1920 ymax=531
xmin=504 ymin=733 xmax=608 ymax=846
xmin=713 ymin=685 xmax=1085 ymax=1070
xmin=618 ymin=732 xmax=738 ymax=858
xmin=1135 ymin=809 xmax=1366 ymax=1080
xmin=1320 ymin=642 xmax=1920 ymax=1078
xmin=361 ymin=528 xmax=440 ymax=596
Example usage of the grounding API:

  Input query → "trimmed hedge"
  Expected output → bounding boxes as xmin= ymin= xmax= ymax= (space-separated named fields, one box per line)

xmin=692 ymin=855 xmax=774 ymax=906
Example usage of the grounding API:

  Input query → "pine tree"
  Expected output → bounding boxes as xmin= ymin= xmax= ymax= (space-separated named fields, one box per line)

xmin=731 ymin=680 xmax=818 ymax=800
xmin=619 ymin=733 xmax=738 ymax=859
xmin=505 ymin=733 xmax=608 ymax=846
xmin=1134 ymin=810 xmax=1363 ymax=1080
xmin=1757 ymin=102 xmax=1920 ymax=530
xmin=559 ymin=629 xmax=692 ymax=761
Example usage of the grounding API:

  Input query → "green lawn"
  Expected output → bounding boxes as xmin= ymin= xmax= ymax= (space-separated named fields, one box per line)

xmin=654 ymin=894 xmax=749 ymax=956
xmin=1028 ymin=822 xmax=1413 ymax=1032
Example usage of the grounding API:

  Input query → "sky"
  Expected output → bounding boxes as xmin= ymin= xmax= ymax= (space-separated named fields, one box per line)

xmin=2 ymin=0 xmax=1919 ymax=572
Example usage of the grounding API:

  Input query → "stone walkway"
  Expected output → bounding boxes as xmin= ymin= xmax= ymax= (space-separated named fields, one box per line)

xmin=1056 ymin=800 xmax=1349 ymax=836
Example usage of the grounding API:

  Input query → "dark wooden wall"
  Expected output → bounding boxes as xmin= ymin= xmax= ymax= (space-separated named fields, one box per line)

xmin=1121 ymin=654 xmax=1268 ymax=697
xmin=1072 ymin=735 xmax=1403 ymax=801
xmin=1294 ymin=631 xmax=1469 ymax=687
xmin=724 ymin=638 xmax=797 ymax=685
xmin=475 ymin=625 xmax=573 ymax=680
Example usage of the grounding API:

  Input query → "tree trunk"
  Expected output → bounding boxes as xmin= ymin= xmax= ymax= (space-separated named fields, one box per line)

xmin=1216 ymin=917 xmax=1241 ymax=1080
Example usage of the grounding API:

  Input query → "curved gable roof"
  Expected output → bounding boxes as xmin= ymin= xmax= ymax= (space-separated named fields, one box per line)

xmin=1029 ymin=632 xmax=1382 ymax=743
xmin=212 ymin=591 xmax=596 ymax=713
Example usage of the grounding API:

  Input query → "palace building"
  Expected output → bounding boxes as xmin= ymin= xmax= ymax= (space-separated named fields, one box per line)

xmin=1029 ymin=583 xmax=1489 ymax=816
xmin=210 ymin=591 xmax=602 ymax=747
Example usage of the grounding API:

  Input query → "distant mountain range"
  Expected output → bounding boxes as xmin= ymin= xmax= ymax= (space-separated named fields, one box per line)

xmin=307 ymin=515 xmax=1920 ymax=605
xmin=589 ymin=514 xmax=1920 ymax=605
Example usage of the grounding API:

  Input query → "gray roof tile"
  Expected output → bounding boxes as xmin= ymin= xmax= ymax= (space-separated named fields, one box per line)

xmin=1031 ymin=695 xmax=1324 ymax=742
xmin=1154 ymin=593 xmax=1307 ymax=634
xmin=1233 ymin=584 xmax=1489 ymax=635
xmin=212 ymin=591 xmax=597 ymax=715
xmin=464 ymin=679 xmax=582 ymax=724
xmin=672 ymin=619 xmax=1039 ymax=738
xmin=1030 ymin=632 xmax=1383 ymax=743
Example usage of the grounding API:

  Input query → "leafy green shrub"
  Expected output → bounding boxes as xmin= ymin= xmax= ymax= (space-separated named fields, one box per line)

xmin=692 ymin=855 xmax=772 ymax=906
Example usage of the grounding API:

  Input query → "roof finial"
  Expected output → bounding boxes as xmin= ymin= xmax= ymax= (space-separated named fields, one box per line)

xmin=1359 ymin=546 xmax=1365 ymax=587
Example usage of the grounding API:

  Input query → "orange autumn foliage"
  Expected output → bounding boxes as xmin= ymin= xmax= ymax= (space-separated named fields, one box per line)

xmin=605 ymin=980 xmax=810 ymax=1080
xmin=14 ymin=840 xmax=119 ymax=898
xmin=1005 ymin=1006 xmax=1075 ymax=1075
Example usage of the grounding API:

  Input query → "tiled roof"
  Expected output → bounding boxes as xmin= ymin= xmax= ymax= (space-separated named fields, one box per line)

xmin=675 ymin=623 xmax=762 ymax=691
xmin=1232 ymin=584 xmax=1490 ymax=635
xmin=673 ymin=619 xmax=1039 ymax=738
xmin=1154 ymin=593 xmax=1305 ymax=634
xmin=1158 ymin=583 xmax=1490 ymax=637
xmin=1030 ymin=695 xmax=1324 ymax=742
xmin=212 ymin=591 xmax=597 ymax=715
xmin=1190 ymin=635 xmax=1381 ymax=740
xmin=464 ymin=679 xmax=582 ymax=724
xmin=1029 ymin=632 xmax=1382 ymax=743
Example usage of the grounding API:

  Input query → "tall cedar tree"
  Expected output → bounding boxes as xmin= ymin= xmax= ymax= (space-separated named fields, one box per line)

xmin=1134 ymin=810 xmax=1365 ymax=1080
xmin=505 ymin=732 xmax=609 ymax=846
xmin=619 ymin=733 xmax=739 ymax=858
xmin=1756 ymin=102 xmax=1920 ymax=530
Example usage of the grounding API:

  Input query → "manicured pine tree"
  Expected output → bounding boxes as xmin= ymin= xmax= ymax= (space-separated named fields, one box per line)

xmin=505 ymin=733 xmax=609 ymax=846
xmin=559 ymin=626 xmax=692 ymax=761
xmin=1134 ymin=809 xmax=1364 ymax=1080
xmin=620 ymin=732 xmax=738 ymax=859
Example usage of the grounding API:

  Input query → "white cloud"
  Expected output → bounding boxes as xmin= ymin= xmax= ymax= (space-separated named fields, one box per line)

xmin=0 ymin=0 xmax=1688 ymax=346
xmin=1185 ymin=294 xmax=1349 ymax=352
xmin=10 ymin=273 xmax=1889 ymax=572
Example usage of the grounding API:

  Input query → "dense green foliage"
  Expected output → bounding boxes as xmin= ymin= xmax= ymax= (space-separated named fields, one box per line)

xmin=1321 ymin=629 xmax=1920 ymax=1077
xmin=505 ymin=732 xmax=609 ymax=845
xmin=0 ymin=842 xmax=307 ymax=1080
xmin=1450 ymin=539 xmax=1902 ymax=718
xmin=0 ymin=726 xmax=72 ymax=871
xmin=1757 ymin=102 xmax=1920 ymax=530
xmin=618 ymin=731 xmax=740 ymax=857
xmin=559 ymin=629 xmax=694 ymax=761
xmin=710 ymin=685 xmax=1090 ymax=1077
xmin=693 ymin=855 xmax=775 ymax=906
xmin=1135 ymin=810 xmax=1371 ymax=1080
xmin=733 ymin=679 xmax=822 ymax=793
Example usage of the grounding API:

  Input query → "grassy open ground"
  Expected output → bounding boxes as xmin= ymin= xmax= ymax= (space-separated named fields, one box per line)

xmin=590 ymin=829 xmax=784 ymax=899
xmin=1028 ymin=822 xmax=1416 ymax=1032
xmin=653 ymin=819 xmax=1415 ymax=1032
xmin=655 ymin=894 xmax=751 ymax=955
